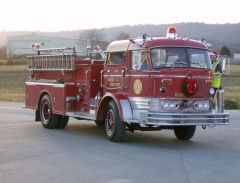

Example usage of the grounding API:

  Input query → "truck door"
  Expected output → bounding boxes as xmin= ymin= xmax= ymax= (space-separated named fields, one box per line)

xmin=103 ymin=52 xmax=127 ymax=91
xmin=128 ymin=51 xmax=150 ymax=97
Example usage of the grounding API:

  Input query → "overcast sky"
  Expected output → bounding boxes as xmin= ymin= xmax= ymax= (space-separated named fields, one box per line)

xmin=0 ymin=0 xmax=239 ymax=32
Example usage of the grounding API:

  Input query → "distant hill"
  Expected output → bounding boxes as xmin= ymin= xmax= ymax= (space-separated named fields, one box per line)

xmin=1 ymin=22 xmax=240 ymax=54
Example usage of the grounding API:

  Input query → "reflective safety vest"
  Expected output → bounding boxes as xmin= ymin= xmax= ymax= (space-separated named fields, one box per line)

xmin=212 ymin=62 xmax=221 ymax=88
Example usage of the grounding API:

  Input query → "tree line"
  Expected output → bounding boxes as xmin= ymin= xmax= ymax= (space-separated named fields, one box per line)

xmin=78 ymin=28 xmax=231 ymax=56
xmin=0 ymin=23 xmax=240 ymax=58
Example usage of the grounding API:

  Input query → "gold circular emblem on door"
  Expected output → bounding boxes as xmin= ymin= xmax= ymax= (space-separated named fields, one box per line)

xmin=134 ymin=79 xmax=142 ymax=94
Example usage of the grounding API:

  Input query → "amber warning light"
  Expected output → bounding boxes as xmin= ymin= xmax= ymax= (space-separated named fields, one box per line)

xmin=166 ymin=26 xmax=177 ymax=38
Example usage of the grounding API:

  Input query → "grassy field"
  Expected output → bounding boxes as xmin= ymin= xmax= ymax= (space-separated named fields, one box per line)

xmin=0 ymin=65 xmax=29 ymax=101
xmin=0 ymin=62 xmax=240 ymax=107
xmin=221 ymin=64 xmax=240 ymax=107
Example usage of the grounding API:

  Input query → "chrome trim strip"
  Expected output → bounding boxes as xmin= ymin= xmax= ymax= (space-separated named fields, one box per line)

xmin=85 ymin=69 xmax=91 ymax=88
xmin=145 ymin=122 xmax=228 ymax=126
xmin=25 ymin=83 xmax=36 ymax=86
xmin=26 ymin=82 xmax=74 ymax=87
xmin=139 ymin=112 xmax=229 ymax=126
xmin=120 ymin=99 xmax=132 ymax=119
xmin=66 ymin=112 xmax=96 ymax=120
xmin=103 ymin=74 xmax=211 ymax=79
xmin=129 ymin=97 xmax=158 ymax=111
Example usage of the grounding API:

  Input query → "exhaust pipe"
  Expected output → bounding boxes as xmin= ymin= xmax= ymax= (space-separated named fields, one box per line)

xmin=215 ymin=88 xmax=224 ymax=113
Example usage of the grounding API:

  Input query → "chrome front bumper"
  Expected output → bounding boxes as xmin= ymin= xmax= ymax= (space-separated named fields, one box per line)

xmin=139 ymin=112 xmax=230 ymax=126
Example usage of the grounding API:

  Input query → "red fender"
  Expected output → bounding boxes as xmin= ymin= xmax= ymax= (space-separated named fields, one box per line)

xmin=96 ymin=93 xmax=133 ymax=122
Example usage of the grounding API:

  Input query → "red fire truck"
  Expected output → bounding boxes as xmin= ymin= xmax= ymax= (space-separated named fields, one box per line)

xmin=24 ymin=27 xmax=230 ymax=142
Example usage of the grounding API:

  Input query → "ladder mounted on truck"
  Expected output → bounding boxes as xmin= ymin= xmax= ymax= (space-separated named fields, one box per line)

xmin=27 ymin=47 xmax=76 ymax=72
xmin=27 ymin=45 xmax=107 ymax=72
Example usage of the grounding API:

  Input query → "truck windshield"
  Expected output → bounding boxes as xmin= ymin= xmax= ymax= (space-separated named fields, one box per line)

xmin=150 ymin=47 xmax=211 ymax=69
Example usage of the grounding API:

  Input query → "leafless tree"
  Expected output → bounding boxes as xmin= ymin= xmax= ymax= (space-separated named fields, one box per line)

xmin=0 ymin=45 xmax=7 ymax=59
xmin=6 ymin=39 xmax=15 ymax=58
xmin=114 ymin=31 xmax=130 ymax=40
xmin=78 ymin=28 xmax=106 ymax=51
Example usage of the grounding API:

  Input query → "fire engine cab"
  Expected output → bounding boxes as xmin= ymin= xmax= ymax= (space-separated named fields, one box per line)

xmin=24 ymin=27 xmax=230 ymax=142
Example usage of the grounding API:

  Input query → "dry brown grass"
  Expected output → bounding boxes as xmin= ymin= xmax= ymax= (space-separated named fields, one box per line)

xmin=0 ymin=93 xmax=25 ymax=101
xmin=0 ymin=64 xmax=29 ymax=102
xmin=0 ymin=65 xmax=27 ymax=71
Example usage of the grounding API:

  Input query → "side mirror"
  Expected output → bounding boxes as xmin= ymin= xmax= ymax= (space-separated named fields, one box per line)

xmin=219 ymin=55 xmax=230 ymax=74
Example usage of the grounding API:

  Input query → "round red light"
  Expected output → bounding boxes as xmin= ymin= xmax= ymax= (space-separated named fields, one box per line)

xmin=167 ymin=26 xmax=177 ymax=33
xmin=93 ymin=46 xmax=98 ymax=51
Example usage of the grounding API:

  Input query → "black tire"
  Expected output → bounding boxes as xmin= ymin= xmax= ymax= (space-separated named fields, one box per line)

xmin=105 ymin=100 xmax=126 ymax=142
xmin=174 ymin=126 xmax=196 ymax=140
xmin=39 ymin=95 xmax=59 ymax=129
xmin=95 ymin=120 xmax=105 ymax=127
xmin=56 ymin=116 xmax=69 ymax=129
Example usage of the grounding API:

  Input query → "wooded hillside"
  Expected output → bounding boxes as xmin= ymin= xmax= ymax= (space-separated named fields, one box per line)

xmin=1 ymin=22 xmax=240 ymax=54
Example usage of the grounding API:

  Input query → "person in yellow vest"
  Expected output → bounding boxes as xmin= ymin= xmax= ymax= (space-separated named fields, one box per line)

xmin=210 ymin=51 xmax=222 ymax=99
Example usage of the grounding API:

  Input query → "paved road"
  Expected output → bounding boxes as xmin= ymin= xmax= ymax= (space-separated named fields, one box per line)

xmin=0 ymin=101 xmax=239 ymax=183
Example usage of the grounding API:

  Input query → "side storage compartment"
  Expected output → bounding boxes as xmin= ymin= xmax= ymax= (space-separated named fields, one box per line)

xmin=25 ymin=82 xmax=37 ymax=109
xmin=52 ymin=83 xmax=75 ymax=115
xmin=74 ymin=60 xmax=104 ymax=114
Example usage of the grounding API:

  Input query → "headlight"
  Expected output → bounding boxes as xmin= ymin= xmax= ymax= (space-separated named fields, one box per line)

xmin=162 ymin=101 xmax=169 ymax=109
xmin=203 ymin=103 xmax=209 ymax=109
xmin=193 ymin=101 xmax=210 ymax=111
xmin=162 ymin=101 xmax=179 ymax=110
xmin=198 ymin=102 xmax=203 ymax=108
xmin=209 ymin=88 xmax=214 ymax=95
xmin=169 ymin=102 xmax=175 ymax=108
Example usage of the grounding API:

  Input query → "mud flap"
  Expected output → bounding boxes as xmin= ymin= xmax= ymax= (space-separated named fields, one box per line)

xmin=35 ymin=110 xmax=40 ymax=121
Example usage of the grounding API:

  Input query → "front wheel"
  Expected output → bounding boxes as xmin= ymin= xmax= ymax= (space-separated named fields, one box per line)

xmin=40 ymin=95 xmax=59 ymax=129
xmin=95 ymin=120 xmax=105 ymax=127
xmin=105 ymin=100 xmax=126 ymax=142
xmin=174 ymin=126 xmax=196 ymax=140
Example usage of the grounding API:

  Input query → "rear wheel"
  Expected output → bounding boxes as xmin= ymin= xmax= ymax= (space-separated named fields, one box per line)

xmin=174 ymin=126 xmax=196 ymax=140
xmin=105 ymin=100 xmax=126 ymax=142
xmin=56 ymin=116 xmax=69 ymax=129
xmin=40 ymin=95 xmax=59 ymax=129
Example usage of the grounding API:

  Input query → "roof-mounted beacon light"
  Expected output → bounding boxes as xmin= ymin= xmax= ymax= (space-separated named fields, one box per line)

xmin=166 ymin=26 xmax=177 ymax=38
xmin=86 ymin=45 xmax=91 ymax=52
xmin=206 ymin=43 xmax=212 ymax=50
xmin=35 ymin=43 xmax=40 ymax=49
xmin=31 ymin=43 xmax=40 ymax=49
xmin=143 ymin=34 xmax=148 ymax=41
xmin=31 ymin=43 xmax=35 ymax=48
xmin=93 ymin=45 xmax=106 ymax=59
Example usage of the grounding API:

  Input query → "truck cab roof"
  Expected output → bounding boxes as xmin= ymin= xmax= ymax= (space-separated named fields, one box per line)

xmin=106 ymin=37 xmax=208 ymax=52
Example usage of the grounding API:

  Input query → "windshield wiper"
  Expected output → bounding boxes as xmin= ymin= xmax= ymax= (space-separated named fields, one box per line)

xmin=170 ymin=61 xmax=186 ymax=70
xmin=191 ymin=62 xmax=207 ymax=71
